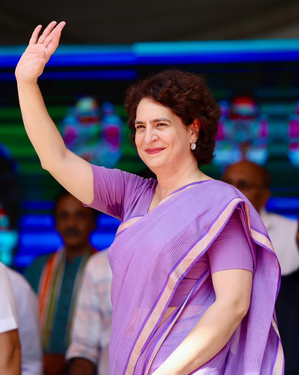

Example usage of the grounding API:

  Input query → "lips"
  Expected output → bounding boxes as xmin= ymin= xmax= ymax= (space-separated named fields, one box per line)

xmin=145 ymin=148 xmax=165 ymax=154
xmin=63 ymin=228 xmax=80 ymax=236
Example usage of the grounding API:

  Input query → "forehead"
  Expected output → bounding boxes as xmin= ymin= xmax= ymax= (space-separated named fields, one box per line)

xmin=224 ymin=164 xmax=263 ymax=183
xmin=136 ymin=98 xmax=172 ymax=118
xmin=56 ymin=195 xmax=87 ymax=212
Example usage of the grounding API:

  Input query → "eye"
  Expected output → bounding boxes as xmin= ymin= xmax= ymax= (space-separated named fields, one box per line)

xmin=76 ymin=212 xmax=85 ymax=218
xmin=157 ymin=123 xmax=167 ymax=127
xmin=58 ymin=212 xmax=68 ymax=220
xmin=135 ymin=124 xmax=145 ymax=130
xmin=237 ymin=181 xmax=254 ymax=190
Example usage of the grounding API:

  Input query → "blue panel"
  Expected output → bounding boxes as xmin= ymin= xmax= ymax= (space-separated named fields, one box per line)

xmin=0 ymin=70 xmax=138 ymax=81
xmin=266 ymin=197 xmax=299 ymax=213
xmin=14 ymin=254 xmax=39 ymax=268
xmin=132 ymin=40 xmax=299 ymax=54
xmin=90 ymin=232 xmax=116 ymax=250
xmin=98 ymin=214 xmax=121 ymax=228
xmin=2 ymin=39 xmax=299 ymax=69
xmin=22 ymin=201 xmax=54 ymax=210
xmin=134 ymin=52 xmax=299 ymax=65
xmin=19 ymin=232 xmax=62 ymax=248
xmin=40 ymin=70 xmax=138 ymax=80
xmin=20 ymin=214 xmax=55 ymax=229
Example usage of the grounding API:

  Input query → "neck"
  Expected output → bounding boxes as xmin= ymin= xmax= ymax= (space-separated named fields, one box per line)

xmin=64 ymin=243 xmax=92 ymax=262
xmin=154 ymin=159 xmax=211 ymax=201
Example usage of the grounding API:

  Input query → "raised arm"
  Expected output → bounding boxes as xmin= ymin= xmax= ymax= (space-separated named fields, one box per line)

xmin=15 ymin=22 xmax=94 ymax=205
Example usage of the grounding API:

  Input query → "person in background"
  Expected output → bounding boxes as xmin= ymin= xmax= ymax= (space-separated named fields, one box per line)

xmin=273 ymin=209 xmax=299 ymax=375
xmin=222 ymin=159 xmax=299 ymax=276
xmin=25 ymin=190 xmax=98 ymax=375
xmin=66 ymin=249 xmax=112 ymax=375
xmin=7 ymin=267 xmax=43 ymax=375
xmin=0 ymin=262 xmax=21 ymax=375
xmin=222 ymin=159 xmax=299 ymax=375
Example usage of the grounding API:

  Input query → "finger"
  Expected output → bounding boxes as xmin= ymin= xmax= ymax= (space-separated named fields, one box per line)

xmin=29 ymin=25 xmax=43 ymax=45
xmin=44 ymin=21 xmax=66 ymax=48
xmin=38 ymin=21 xmax=57 ymax=44
xmin=46 ymin=22 xmax=66 ymax=53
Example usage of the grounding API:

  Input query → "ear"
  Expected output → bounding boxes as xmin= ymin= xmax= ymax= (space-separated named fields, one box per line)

xmin=190 ymin=119 xmax=200 ymax=139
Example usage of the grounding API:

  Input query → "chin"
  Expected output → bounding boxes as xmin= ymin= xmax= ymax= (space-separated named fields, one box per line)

xmin=144 ymin=162 xmax=166 ymax=174
xmin=141 ymin=154 xmax=168 ymax=170
xmin=64 ymin=240 xmax=83 ymax=248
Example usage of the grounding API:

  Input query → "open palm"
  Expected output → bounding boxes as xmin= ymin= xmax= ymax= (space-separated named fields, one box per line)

xmin=15 ymin=21 xmax=66 ymax=83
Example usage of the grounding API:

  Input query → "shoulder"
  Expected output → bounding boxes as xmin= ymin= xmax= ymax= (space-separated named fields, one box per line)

xmin=7 ymin=268 xmax=37 ymax=308
xmin=26 ymin=252 xmax=53 ymax=271
xmin=7 ymin=268 xmax=31 ymax=290
xmin=0 ymin=263 xmax=12 ymax=289
xmin=197 ymin=179 xmax=238 ymax=193
xmin=262 ymin=211 xmax=297 ymax=229
xmin=92 ymin=164 xmax=156 ymax=193
xmin=24 ymin=252 xmax=54 ymax=290
xmin=196 ymin=180 xmax=249 ymax=203
xmin=0 ymin=264 xmax=18 ymax=329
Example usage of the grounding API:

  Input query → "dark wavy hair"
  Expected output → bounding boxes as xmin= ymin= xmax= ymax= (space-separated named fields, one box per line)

xmin=125 ymin=69 xmax=221 ymax=166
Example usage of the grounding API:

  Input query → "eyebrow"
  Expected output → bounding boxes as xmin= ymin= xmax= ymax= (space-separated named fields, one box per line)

xmin=134 ymin=117 xmax=171 ymax=125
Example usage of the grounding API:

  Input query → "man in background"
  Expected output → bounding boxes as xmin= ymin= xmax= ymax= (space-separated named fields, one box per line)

xmin=0 ymin=262 xmax=21 ymax=375
xmin=25 ymin=190 xmax=98 ymax=375
xmin=221 ymin=160 xmax=299 ymax=276
xmin=222 ymin=160 xmax=299 ymax=375
xmin=66 ymin=249 xmax=112 ymax=375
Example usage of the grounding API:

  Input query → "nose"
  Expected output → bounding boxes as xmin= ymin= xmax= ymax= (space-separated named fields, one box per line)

xmin=143 ymin=125 xmax=158 ymax=144
xmin=66 ymin=214 xmax=78 ymax=227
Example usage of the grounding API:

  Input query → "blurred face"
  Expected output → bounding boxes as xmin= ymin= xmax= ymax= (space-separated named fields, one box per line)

xmin=222 ymin=162 xmax=270 ymax=212
xmin=134 ymin=98 xmax=196 ymax=174
xmin=55 ymin=195 xmax=96 ymax=250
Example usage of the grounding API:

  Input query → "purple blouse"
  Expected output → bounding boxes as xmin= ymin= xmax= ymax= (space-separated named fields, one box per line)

xmin=86 ymin=165 xmax=255 ymax=306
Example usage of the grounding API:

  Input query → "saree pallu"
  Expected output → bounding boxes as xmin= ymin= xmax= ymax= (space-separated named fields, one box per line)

xmin=108 ymin=180 xmax=284 ymax=375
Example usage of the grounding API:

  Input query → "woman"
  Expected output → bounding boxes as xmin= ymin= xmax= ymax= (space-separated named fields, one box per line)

xmin=15 ymin=22 xmax=283 ymax=375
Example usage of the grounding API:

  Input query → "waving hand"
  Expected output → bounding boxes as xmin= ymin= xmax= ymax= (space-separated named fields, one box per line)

xmin=15 ymin=21 xmax=66 ymax=83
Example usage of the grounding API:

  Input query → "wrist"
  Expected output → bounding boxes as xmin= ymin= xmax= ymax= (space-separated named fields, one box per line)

xmin=16 ymin=78 xmax=38 ymax=87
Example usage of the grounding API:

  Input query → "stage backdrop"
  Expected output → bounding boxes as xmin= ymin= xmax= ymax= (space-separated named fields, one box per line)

xmin=0 ymin=39 xmax=299 ymax=269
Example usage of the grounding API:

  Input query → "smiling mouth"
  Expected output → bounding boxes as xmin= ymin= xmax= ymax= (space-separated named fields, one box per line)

xmin=145 ymin=148 xmax=165 ymax=154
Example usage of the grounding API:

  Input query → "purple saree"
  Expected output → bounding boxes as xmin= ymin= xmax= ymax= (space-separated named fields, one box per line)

xmin=108 ymin=180 xmax=283 ymax=375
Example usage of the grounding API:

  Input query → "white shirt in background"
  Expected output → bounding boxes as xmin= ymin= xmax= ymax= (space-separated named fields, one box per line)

xmin=260 ymin=209 xmax=299 ymax=276
xmin=66 ymin=250 xmax=113 ymax=375
xmin=7 ymin=268 xmax=43 ymax=375
xmin=0 ymin=262 xmax=18 ymax=333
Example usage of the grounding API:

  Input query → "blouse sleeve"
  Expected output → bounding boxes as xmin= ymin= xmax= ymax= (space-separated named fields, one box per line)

xmin=83 ymin=164 xmax=146 ymax=221
xmin=208 ymin=209 xmax=256 ymax=274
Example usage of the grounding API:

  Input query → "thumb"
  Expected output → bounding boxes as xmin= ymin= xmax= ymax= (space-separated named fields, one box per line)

xmin=38 ymin=50 xmax=47 ymax=60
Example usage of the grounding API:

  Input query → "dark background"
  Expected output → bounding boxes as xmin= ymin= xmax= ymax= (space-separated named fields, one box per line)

xmin=1 ymin=0 xmax=299 ymax=45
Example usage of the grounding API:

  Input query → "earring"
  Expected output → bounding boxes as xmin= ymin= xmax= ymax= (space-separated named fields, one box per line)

xmin=191 ymin=142 xmax=196 ymax=151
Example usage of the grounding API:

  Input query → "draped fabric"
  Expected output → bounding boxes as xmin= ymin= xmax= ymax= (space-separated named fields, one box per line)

xmin=108 ymin=180 xmax=284 ymax=375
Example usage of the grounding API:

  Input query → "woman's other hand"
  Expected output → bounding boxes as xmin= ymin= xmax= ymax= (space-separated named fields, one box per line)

xmin=15 ymin=21 xmax=66 ymax=84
